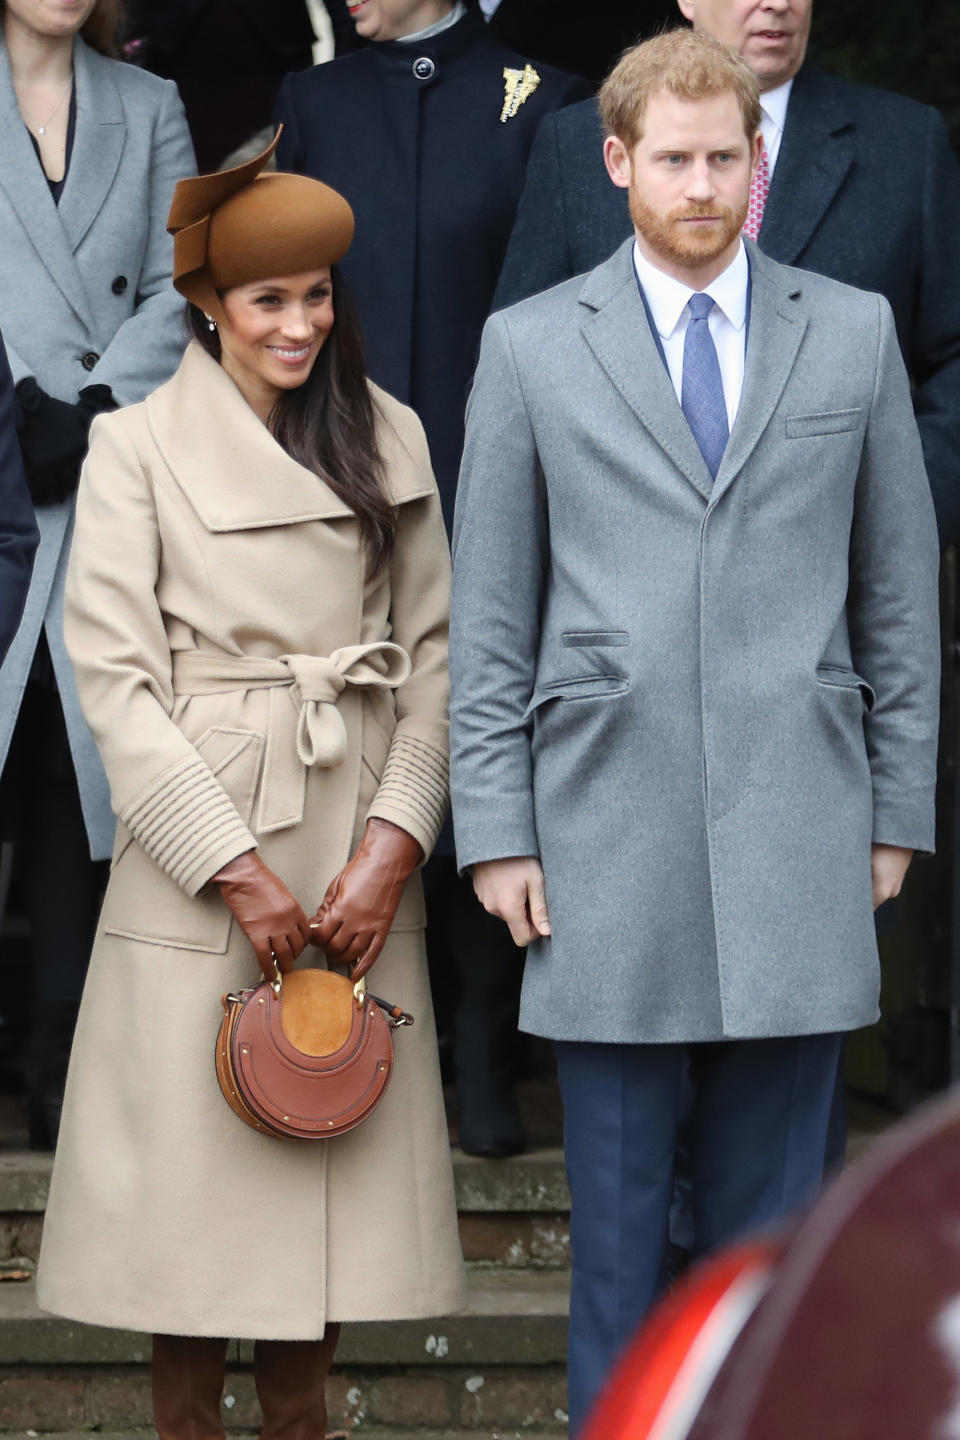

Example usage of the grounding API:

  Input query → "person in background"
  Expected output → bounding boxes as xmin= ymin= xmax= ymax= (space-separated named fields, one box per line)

xmin=451 ymin=29 xmax=939 ymax=1433
xmin=276 ymin=0 xmax=589 ymax=1157
xmin=0 ymin=335 xmax=38 ymax=668
xmin=0 ymin=0 xmax=194 ymax=1150
xmin=123 ymin=0 xmax=315 ymax=171
xmin=495 ymin=0 xmax=960 ymax=547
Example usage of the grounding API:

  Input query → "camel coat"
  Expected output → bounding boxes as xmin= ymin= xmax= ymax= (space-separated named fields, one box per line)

xmin=36 ymin=342 xmax=467 ymax=1338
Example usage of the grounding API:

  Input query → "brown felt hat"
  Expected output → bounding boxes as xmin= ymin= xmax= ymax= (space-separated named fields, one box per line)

xmin=167 ymin=130 xmax=355 ymax=324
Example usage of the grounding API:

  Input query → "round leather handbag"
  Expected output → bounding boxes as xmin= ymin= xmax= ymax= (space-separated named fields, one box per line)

xmin=215 ymin=965 xmax=413 ymax=1140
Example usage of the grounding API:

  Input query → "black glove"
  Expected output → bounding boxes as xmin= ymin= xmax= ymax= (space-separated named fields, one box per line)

xmin=15 ymin=379 xmax=115 ymax=507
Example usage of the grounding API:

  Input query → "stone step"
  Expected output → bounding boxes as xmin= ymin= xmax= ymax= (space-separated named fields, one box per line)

xmin=0 ymin=1271 xmax=568 ymax=1432
xmin=0 ymin=1432 xmax=566 ymax=1439
xmin=0 ymin=1270 xmax=568 ymax=1367
xmin=0 ymin=1147 xmax=571 ymax=1217
xmin=0 ymin=1148 xmax=573 ymax=1274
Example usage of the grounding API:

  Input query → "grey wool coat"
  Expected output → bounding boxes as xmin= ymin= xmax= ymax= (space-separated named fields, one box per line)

xmin=0 ymin=36 xmax=195 ymax=860
xmin=37 ymin=343 xmax=466 ymax=1338
xmin=450 ymin=239 xmax=940 ymax=1045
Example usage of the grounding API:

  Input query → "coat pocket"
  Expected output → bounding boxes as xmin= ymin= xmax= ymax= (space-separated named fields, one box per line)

xmin=815 ymin=665 xmax=876 ymax=711
xmin=786 ymin=409 xmax=863 ymax=439
xmin=561 ymin=631 xmax=629 ymax=648
xmin=524 ymin=674 xmax=629 ymax=720
xmin=102 ymin=727 xmax=264 ymax=954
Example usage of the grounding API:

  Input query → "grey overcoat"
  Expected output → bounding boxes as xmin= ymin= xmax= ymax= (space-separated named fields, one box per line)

xmin=0 ymin=36 xmax=195 ymax=860
xmin=450 ymin=240 xmax=940 ymax=1044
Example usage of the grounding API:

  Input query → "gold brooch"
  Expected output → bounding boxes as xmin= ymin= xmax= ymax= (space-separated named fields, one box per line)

xmin=500 ymin=64 xmax=541 ymax=123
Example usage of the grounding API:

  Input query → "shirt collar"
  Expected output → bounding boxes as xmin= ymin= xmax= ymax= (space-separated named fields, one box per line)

xmin=395 ymin=1 xmax=466 ymax=43
xmin=633 ymin=239 xmax=749 ymax=339
xmin=760 ymin=77 xmax=793 ymax=137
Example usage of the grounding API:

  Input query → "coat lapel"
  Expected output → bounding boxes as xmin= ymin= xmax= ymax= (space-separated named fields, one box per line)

xmin=580 ymin=241 xmax=715 ymax=503
xmin=0 ymin=40 xmax=92 ymax=327
xmin=59 ymin=39 xmax=125 ymax=255
xmin=759 ymin=64 xmax=854 ymax=266
xmin=147 ymin=344 xmax=435 ymax=531
xmin=711 ymin=244 xmax=807 ymax=504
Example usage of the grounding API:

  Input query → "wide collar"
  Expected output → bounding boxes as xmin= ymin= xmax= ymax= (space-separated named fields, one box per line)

xmin=0 ymin=37 xmax=124 ymax=329
xmin=760 ymin=62 xmax=855 ymax=264
xmin=146 ymin=342 xmax=434 ymax=532
xmin=579 ymin=238 xmax=807 ymax=505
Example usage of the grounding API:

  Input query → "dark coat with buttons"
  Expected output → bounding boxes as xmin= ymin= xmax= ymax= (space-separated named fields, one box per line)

xmin=0 ymin=36 xmax=195 ymax=860
xmin=276 ymin=6 xmax=588 ymax=531
xmin=494 ymin=63 xmax=960 ymax=546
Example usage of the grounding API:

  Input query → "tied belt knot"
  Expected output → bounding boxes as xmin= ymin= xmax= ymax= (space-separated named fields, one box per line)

xmin=171 ymin=642 xmax=412 ymax=832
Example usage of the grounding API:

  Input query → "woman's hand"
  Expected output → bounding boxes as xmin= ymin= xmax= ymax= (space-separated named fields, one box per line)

xmin=210 ymin=849 xmax=311 ymax=980
xmin=310 ymin=819 xmax=423 ymax=980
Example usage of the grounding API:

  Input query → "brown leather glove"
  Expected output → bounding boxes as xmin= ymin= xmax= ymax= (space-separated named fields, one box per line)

xmin=310 ymin=818 xmax=423 ymax=980
xmin=210 ymin=849 xmax=311 ymax=980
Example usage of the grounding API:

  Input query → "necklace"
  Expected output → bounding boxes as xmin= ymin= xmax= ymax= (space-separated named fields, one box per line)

xmin=17 ymin=74 xmax=73 ymax=137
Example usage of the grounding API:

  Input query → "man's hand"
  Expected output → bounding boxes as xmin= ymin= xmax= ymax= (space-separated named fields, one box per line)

xmin=871 ymin=844 xmax=913 ymax=909
xmin=472 ymin=857 xmax=551 ymax=947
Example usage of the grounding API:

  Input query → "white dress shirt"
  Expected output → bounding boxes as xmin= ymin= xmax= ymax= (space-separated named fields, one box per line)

xmin=759 ymin=78 xmax=793 ymax=175
xmin=632 ymin=241 xmax=750 ymax=430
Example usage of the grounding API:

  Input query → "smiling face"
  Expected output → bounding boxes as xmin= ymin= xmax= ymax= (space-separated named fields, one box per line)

xmin=217 ymin=269 xmax=335 ymax=423
xmin=676 ymin=0 xmax=812 ymax=91
xmin=604 ymin=88 xmax=760 ymax=287
xmin=346 ymin=0 xmax=453 ymax=42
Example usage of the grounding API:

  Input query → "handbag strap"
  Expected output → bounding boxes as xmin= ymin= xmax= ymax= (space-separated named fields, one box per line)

xmin=368 ymin=992 xmax=414 ymax=1028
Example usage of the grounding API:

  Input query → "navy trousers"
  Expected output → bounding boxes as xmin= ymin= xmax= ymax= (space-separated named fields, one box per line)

xmin=554 ymin=1033 xmax=843 ymax=1437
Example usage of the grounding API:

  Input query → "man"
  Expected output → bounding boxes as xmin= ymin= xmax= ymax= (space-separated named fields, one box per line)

xmin=277 ymin=0 xmax=588 ymax=1157
xmin=0 ymin=335 xmax=37 ymax=667
xmin=494 ymin=0 xmax=960 ymax=545
xmin=450 ymin=29 xmax=939 ymax=1435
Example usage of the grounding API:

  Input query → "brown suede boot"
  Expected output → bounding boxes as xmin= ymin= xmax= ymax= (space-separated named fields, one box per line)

xmin=254 ymin=1325 xmax=341 ymax=1440
xmin=152 ymin=1333 xmax=229 ymax=1440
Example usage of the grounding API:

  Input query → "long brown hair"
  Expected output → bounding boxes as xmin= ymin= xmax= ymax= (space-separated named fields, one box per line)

xmin=0 ymin=0 xmax=124 ymax=57
xmin=82 ymin=0 xmax=124 ymax=58
xmin=189 ymin=268 xmax=397 ymax=575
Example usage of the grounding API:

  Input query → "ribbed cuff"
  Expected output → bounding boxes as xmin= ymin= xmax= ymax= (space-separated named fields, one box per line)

xmin=121 ymin=753 xmax=257 ymax=897
xmin=366 ymin=732 xmax=449 ymax=860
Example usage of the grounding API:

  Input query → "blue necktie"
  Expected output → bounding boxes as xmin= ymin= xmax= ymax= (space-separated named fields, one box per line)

xmin=681 ymin=293 xmax=728 ymax=481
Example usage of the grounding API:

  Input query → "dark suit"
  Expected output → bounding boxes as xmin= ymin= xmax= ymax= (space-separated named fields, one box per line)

xmin=276 ymin=5 xmax=588 ymax=530
xmin=0 ymin=338 xmax=37 ymax=667
xmin=494 ymin=63 xmax=960 ymax=544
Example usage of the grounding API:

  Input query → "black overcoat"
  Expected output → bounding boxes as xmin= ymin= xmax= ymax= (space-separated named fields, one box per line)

xmin=0 ymin=337 xmax=37 ymax=667
xmin=494 ymin=64 xmax=960 ymax=545
xmin=276 ymin=7 xmax=587 ymax=529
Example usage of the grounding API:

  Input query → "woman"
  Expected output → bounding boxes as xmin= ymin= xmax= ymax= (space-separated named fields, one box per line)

xmin=0 ymin=0 xmax=194 ymax=1149
xmin=36 ymin=136 xmax=466 ymax=1439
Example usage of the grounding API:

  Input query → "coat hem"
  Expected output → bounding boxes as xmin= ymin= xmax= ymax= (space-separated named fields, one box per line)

xmin=36 ymin=1286 xmax=470 ymax=1341
xmin=518 ymin=1008 xmax=881 ymax=1045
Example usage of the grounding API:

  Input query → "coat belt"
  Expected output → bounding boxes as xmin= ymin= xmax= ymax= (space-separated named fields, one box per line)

xmin=171 ymin=643 xmax=412 ymax=833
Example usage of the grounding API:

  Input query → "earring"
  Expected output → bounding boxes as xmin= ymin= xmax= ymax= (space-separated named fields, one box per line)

xmin=203 ymin=313 xmax=216 ymax=333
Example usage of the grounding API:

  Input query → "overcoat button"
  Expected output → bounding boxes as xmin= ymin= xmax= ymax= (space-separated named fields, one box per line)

xmin=412 ymin=55 xmax=435 ymax=80
xmin=81 ymin=351 xmax=99 ymax=371
xmin=111 ymin=275 xmax=128 ymax=295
